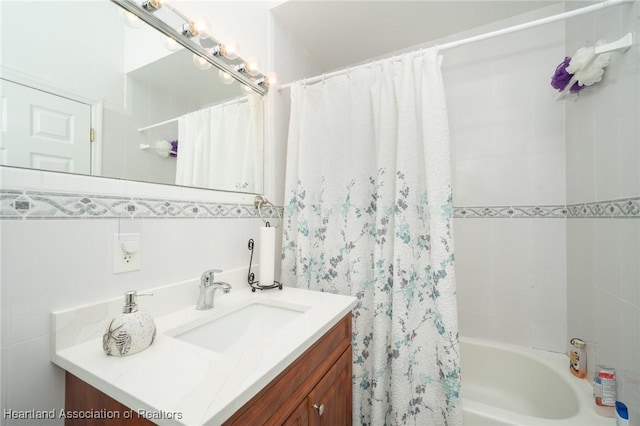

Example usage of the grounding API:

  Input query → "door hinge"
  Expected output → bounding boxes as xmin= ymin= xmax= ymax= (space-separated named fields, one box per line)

xmin=90 ymin=128 xmax=95 ymax=142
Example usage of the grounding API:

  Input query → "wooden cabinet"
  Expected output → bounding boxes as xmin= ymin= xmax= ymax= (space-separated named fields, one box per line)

xmin=280 ymin=346 xmax=351 ymax=426
xmin=282 ymin=400 xmax=309 ymax=426
xmin=224 ymin=313 xmax=352 ymax=426
xmin=307 ymin=348 xmax=351 ymax=426
xmin=64 ymin=313 xmax=352 ymax=426
xmin=65 ymin=373 xmax=153 ymax=426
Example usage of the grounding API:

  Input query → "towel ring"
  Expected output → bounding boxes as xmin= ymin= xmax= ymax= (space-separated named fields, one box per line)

xmin=254 ymin=195 xmax=282 ymax=228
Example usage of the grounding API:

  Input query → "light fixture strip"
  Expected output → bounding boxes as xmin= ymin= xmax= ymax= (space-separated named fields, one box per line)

xmin=111 ymin=0 xmax=267 ymax=95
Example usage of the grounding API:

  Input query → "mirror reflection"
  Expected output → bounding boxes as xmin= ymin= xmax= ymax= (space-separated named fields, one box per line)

xmin=0 ymin=0 xmax=264 ymax=194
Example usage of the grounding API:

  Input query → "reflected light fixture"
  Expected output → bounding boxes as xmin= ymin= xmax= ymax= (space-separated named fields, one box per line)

xmin=162 ymin=36 xmax=181 ymax=51
xmin=240 ymin=84 xmax=254 ymax=95
xmin=193 ymin=53 xmax=212 ymax=70
xmin=121 ymin=9 xmax=144 ymax=29
xmin=218 ymin=69 xmax=235 ymax=85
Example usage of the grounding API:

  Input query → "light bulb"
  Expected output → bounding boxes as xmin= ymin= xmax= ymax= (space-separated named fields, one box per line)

xmin=162 ymin=36 xmax=181 ymax=51
xmin=218 ymin=69 xmax=235 ymax=85
xmin=245 ymin=57 xmax=260 ymax=76
xmin=120 ymin=10 xmax=144 ymax=29
xmin=192 ymin=53 xmax=211 ymax=71
xmin=241 ymin=84 xmax=255 ymax=95
xmin=223 ymin=40 xmax=240 ymax=60
xmin=267 ymin=72 xmax=278 ymax=86
xmin=194 ymin=21 xmax=209 ymax=36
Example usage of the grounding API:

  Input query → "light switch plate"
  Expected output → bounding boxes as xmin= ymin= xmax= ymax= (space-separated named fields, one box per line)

xmin=113 ymin=233 xmax=140 ymax=274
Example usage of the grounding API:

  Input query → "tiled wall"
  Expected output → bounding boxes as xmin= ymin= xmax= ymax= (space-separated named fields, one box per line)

xmin=0 ymin=1 xmax=321 ymax=423
xmin=0 ymin=169 xmax=280 ymax=425
xmin=443 ymin=4 xmax=568 ymax=353
xmin=565 ymin=1 xmax=640 ymax=423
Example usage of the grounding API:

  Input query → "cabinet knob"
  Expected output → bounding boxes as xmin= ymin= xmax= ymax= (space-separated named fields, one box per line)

xmin=313 ymin=403 xmax=325 ymax=416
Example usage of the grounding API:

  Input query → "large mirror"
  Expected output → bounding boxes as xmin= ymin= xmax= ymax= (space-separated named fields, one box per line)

xmin=0 ymin=0 xmax=264 ymax=194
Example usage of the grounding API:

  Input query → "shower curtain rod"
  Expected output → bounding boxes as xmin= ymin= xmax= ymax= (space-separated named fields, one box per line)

xmin=137 ymin=95 xmax=252 ymax=132
xmin=279 ymin=0 xmax=633 ymax=90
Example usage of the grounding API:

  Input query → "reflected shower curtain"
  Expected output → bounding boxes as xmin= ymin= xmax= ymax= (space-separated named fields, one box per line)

xmin=281 ymin=48 xmax=462 ymax=425
xmin=176 ymin=95 xmax=263 ymax=192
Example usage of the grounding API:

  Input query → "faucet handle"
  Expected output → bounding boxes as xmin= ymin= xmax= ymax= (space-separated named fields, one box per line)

xmin=201 ymin=269 xmax=223 ymax=286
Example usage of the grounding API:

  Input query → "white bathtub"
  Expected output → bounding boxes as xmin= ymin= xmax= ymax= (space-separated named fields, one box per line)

xmin=460 ymin=337 xmax=613 ymax=425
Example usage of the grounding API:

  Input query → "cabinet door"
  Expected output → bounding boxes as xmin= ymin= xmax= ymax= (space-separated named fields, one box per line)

xmin=283 ymin=399 xmax=309 ymax=426
xmin=308 ymin=347 xmax=352 ymax=426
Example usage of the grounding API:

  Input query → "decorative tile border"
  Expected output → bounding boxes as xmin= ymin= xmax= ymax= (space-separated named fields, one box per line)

xmin=566 ymin=197 xmax=640 ymax=218
xmin=1 ymin=189 xmax=636 ymax=220
xmin=0 ymin=189 xmax=283 ymax=220
xmin=454 ymin=204 xmax=568 ymax=219
xmin=454 ymin=197 xmax=640 ymax=219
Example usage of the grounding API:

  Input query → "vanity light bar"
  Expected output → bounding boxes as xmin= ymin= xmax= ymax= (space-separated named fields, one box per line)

xmin=110 ymin=0 xmax=268 ymax=94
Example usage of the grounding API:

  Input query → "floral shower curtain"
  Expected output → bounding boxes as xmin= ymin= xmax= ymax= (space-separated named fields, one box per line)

xmin=281 ymin=48 xmax=462 ymax=425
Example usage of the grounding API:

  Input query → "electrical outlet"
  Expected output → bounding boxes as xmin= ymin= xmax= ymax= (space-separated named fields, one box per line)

xmin=113 ymin=233 xmax=141 ymax=274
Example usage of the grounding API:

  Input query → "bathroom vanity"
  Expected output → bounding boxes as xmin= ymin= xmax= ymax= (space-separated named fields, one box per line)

xmin=51 ymin=268 xmax=357 ymax=425
xmin=224 ymin=313 xmax=351 ymax=425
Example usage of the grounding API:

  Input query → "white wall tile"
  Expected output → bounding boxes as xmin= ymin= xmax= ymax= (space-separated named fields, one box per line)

xmin=0 ymin=217 xmax=265 ymax=347
xmin=449 ymin=12 xmax=570 ymax=347
xmin=594 ymin=118 xmax=621 ymax=201
xmin=565 ymin=2 xmax=640 ymax=420
xmin=530 ymin=319 xmax=566 ymax=353
xmin=618 ymin=110 xmax=640 ymax=199
xmin=454 ymin=218 xmax=566 ymax=352
xmin=3 ymin=336 xmax=64 ymax=426
xmin=0 ymin=167 xmax=42 ymax=191
xmin=567 ymin=220 xmax=597 ymax=284
xmin=494 ymin=315 xmax=531 ymax=348
xmin=447 ymin=7 xmax=565 ymax=208
xmin=565 ymin=101 xmax=597 ymax=204
xmin=595 ymin=220 xmax=624 ymax=299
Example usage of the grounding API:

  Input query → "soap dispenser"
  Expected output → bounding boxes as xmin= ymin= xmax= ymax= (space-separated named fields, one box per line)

xmin=102 ymin=291 xmax=156 ymax=357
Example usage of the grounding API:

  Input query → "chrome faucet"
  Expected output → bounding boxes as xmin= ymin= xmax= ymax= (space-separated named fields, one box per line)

xmin=196 ymin=269 xmax=232 ymax=310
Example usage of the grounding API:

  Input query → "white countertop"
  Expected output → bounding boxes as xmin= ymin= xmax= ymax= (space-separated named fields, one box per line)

xmin=51 ymin=268 xmax=357 ymax=425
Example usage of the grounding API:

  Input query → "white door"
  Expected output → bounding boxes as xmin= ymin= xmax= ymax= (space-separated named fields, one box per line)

xmin=0 ymin=79 xmax=92 ymax=174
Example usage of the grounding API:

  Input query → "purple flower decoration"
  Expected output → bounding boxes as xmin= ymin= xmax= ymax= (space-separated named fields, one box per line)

xmin=170 ymin=140 xmax=178 ymax=158
xmin=551 ymin=57 xmax=583 ymax=93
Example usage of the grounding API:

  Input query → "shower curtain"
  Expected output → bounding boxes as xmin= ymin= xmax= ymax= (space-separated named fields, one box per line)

xmin=281 ymin=48 xmax=462 ymax=425
xmin=176 ymin=94 xmax=263 ymax=192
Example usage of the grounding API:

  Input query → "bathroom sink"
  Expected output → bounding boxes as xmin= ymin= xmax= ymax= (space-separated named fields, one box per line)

xmin=171 ymin=302 xmax=306 ymax=355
